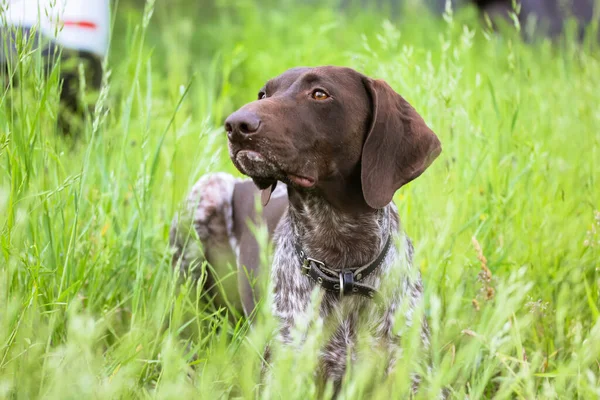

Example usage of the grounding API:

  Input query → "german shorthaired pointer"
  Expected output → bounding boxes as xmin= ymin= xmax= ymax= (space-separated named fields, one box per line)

xmin=170 ymin=66 xmax=441 ymax=391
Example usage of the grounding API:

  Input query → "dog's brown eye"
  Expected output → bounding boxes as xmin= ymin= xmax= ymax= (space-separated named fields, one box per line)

xmin=311 ymin=90 xmax=329 ymax=100
xmin=258 ymin=91 xmax=266 ymax=100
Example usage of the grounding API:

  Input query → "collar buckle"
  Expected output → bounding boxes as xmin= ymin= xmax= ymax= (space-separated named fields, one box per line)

xmin=302 ymin=257 xmax=325 ymax=275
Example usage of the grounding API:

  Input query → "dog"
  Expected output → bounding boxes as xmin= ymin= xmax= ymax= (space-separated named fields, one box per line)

xmin=170 ymin=66 xmax=441 ymax=391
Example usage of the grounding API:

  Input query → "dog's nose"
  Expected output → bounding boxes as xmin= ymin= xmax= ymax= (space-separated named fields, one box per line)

xmin=225 ymin=110 xmax=261 ymax=140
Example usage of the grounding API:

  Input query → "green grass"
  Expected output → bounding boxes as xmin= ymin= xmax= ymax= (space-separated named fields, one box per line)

xmin=1 ymin=0 xmax=599 ymax=398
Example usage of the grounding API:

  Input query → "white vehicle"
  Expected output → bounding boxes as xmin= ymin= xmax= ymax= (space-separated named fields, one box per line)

xmin=2 ymin=0 xmax=110 ymax=57
xmin=1 ymin=0 xmax=111 ymax=131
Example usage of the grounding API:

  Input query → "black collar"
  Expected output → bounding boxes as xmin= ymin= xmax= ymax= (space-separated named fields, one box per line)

xmin=293 ymin=233 xmax=392 ymax=305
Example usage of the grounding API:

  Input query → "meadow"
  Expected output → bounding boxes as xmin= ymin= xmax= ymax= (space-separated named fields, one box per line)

xmin=1 ymin=0 xmax=599 ymax=398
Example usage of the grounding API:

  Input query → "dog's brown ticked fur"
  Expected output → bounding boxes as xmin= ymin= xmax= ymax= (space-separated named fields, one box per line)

xmin=170 ymin=66 xmax=441 ymax=393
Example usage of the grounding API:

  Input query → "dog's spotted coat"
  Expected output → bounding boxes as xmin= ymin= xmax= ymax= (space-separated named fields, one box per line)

xmin=271 ymin=191 xmax=429 ymax=386
xmin=172 ymin=173 xmax=429 ymax=390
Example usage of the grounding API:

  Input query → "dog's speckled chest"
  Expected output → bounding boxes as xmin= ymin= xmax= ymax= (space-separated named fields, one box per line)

xmin=269 ymin=199 xmax=426 ymax=386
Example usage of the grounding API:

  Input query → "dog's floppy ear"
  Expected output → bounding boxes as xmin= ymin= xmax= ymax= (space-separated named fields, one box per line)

xmin=361 ymin=78 xmax=442 ymax=209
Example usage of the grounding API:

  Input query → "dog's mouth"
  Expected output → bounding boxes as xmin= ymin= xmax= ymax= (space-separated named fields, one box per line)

xmin=234 ymin=149 xmax=316 ymax=189
xmin=286 ymin=174 xmax=315 ymax=188
xmin=236 ymin=149 xmax=266 ymax=164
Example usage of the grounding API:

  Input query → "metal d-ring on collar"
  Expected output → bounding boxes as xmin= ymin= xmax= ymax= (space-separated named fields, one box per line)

xmin=293 ymin=233 xmax=392 ymax=304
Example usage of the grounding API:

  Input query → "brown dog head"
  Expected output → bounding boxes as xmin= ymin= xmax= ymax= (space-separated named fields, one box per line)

xmin=225 ymin=66 xmax=441 ymax=209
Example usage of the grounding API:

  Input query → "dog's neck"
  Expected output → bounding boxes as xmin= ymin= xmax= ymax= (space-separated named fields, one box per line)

xmin=287 ymin=188 xmax=393 ymax=271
